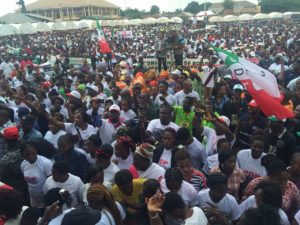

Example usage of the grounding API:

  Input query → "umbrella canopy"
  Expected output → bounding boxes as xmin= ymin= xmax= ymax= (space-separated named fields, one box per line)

xmin=223 ymin=15 xmax=238 ymax=22
xmin=209 ymin=16 xmax=222 ymax=22
xmin=0 ymin=24 xmax=18 ymax=36
xmin=143 ymin=17 xmax=157 ymax=24
xmin=239 ymin=14 xmax=253 ymax=21
xmin=252 ymin=13 xmax=268 ymax=20
xmin=268 ymin=12 xmax=283 ymax=19
xmin=197 ymin=10 xmax=216 ymax=17
xmin=51 ymin=22 xmax=65 ymax=31
xmin=33 ymin=22 xmax=51 ymax=32
xmin=18 ymin=23 xmax=36 ymax=34
xmin=63 ymin=21 xmax=77 ymax=30
xmin=170 ymin=17 xmax=183 ymax=24
xmin=156 ymin=17 xmax=170 ymax=24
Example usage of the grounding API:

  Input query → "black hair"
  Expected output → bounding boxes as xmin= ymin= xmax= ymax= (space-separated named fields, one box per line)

xmin=174 ymin=150 xmax=191 ymax=164
xmin=254 ymin=181 xmax=282 ymax=208
xmin=207 ymin=173 xmax=228 ymax=189
xmin=87 ymin=135 xmax=102 ymax=148
xmin=143 ymin=179 xmax=160 ymax=199
xmin=20 ymin=207 xmax=41 ymax=225
xmin=58 ymin=134 xmax=74 ymax=148
xmin=159 ymin=80 xmax=169 ymax=88
xmin=52 ymin=161 xmax=69 ymax=174
xmin=74 ymin=108 xmax=91 ymax=123
xmin=212 ymin=82 xmax=226 ymax=97
xmin=218 ymin=151 xmax=235 ymax=164
xmin=165 ymin=168 xmax=183 ymax=186
xmin=44 ymin=187 xmax=72 ymax=207
xmin=20 ymin=141 xmax=37 ymax=154
xmin=261 ymin=157 xmax=286 ymax=176
xmin=86 ymin=165 xmax=103 ymax=183
xmin=216 ymin=138 xmax=230 ymax=149
xmin=162 ymin=127 xmax=177 ymax=137
xmin=250 ymin=132 xmax=267 ymax=145
xmin=176 ymin=127 xmax=191 ymax=141
xmin=241 ymin=205 xmax=280 ymax=225
xmin=162 ymin=192 xmax=186 ymax=212
xmin=30 ymin=138 xmax=57 ymax=159
xmin=114 ymin=169 xmax=133 ymax=186
xmin=159 ymin=104 xmax=172 ymax=114
xmin=0 ymin=189 xmax=24 ymax=219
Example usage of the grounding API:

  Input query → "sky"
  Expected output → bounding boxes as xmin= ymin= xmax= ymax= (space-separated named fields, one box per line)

xmin=0 ymin=0 xmax=258 ymax=17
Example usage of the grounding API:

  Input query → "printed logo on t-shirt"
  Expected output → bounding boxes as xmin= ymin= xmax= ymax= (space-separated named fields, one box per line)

xmin=159 ymin=159 xmax=169 ymax=166
xmin=24 ymin=176 xmax=37 ymax=184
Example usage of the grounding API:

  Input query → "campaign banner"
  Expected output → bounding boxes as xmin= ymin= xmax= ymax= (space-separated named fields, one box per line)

xmin=143 ymin=58 xmax=203 ymax=67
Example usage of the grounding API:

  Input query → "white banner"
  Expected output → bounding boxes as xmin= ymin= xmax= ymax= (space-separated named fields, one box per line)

xmin=143 ymin=58 xmax=203 ymax=67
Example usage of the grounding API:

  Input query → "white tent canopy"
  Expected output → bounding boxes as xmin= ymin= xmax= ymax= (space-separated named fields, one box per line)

xmin=50 ymin=22 xmax=65 ymax=31
xmin=156 ymin=17 xmax=170 ymax=24
xmin=143 ymin=17 xmax=157 ymax=24
xmin=33 ymin=22 xmax=51 ymax=32
xmin=18 ymin=23 xmax=36 ymax=34
xmin=197 ymin=10 xmax=216 ymax=17
xmin=239 ymin=14 xmax=253 ymax=21
xmin=0 ymin=24 xmax=18 ymax=36
xmin=63 ymin=21 xmax=77 ymax=30
xmin=268 ymin=12 xmax=283 ymax=19
xmin=223 ymin=15 xmax=238 ymax=22
xmin=209 ymin=16 xmax=222 ymax=22
xmin=170 ymin=17 xmax=183 ymax=24
xmin=253 ymin=13 xmax=268 ymax=20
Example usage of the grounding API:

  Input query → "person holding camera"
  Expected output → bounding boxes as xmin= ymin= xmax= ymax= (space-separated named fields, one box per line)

xmin=155 ymin=31 xmax=168 ymax=73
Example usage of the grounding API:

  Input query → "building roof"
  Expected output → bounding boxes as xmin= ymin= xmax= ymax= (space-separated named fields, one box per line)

xmin=0 ymin=13 xmax=51 ymax=24
xmin=26 ymin=0 xmax=120 ymax=10
xmin=209 ymin=0 xmax=256 ymax=11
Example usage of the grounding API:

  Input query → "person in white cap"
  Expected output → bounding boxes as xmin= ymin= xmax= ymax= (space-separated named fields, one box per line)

xmin=98 ymin=104 xmax=125 ymax=144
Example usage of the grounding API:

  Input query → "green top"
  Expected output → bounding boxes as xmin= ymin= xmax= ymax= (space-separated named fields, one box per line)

xmin=173 ymin=106 xmax=195 ymax=134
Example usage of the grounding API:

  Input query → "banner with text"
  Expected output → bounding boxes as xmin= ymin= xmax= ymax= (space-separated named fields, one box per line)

xmin=143 ymin=58 xmax=204 ymax=67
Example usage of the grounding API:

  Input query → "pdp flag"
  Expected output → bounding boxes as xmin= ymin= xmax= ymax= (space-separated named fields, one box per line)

xmin=96 ymin=19 xmax=112 ymax=53
xmin=214 ymin=47 xmax=294 ymax=119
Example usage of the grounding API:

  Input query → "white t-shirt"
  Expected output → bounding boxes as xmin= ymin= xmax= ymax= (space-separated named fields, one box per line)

xmin=185 ymin=207 xmax=208 ymax=225
xmin=202 ymin=126 xmax=218 ymax=156
xmin=103 ymin=162 xmax=120 ymax=189
xmin=198 ymin=189 xmax=241 ymax=221
xmin=138 ymin=163 xmax=165 ymax=181
xmin=0 ymin=61 xmax=14 ymax=79
xmin=240 ymin=195 xmax=290 ymax=225
xmin=295 ymin=210 xmax=300 ymax=225
xmin=147 ymin=119 xmax=179 ymax=141
xmin=237 ymin=149 xmax=267 ymax=178
xmin=48 ymin=208 xmax=74 ymax=225
xmin=158 ymin=149 xmax=172 ymax=170
xmin=43 ymin=174 xmax=84 ymax=208
xmin=112 ymin=151 xmax=133 ymax=170
xmin=160 ymin=179 xmax=198 ymax=207
xmin=21 ymin=155 xmax=53 ymax=202
xmin=64 ymin=123 xmax=98 ymax=141
xmin=44 ymin=130 xmax=67 ymax=149
xmin=154 ymin=94 xmax=177 ymax=106
xmin=99 ymin=119 xmax=125 ymax=144
xmin=186 ymin=137 xmax=207 ymax=170
xmin=203 ymin=153 xmax=218 ymax=174
xmin=120 ymin=110 xmax=137 ymax=122
xmin=174 ymin=90 xmax=200 ymax=106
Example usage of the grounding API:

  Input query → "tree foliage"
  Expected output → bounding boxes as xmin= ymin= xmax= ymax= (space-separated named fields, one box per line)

xmin=261 ymin=0 xmax=300 ymax=13
xmin=183 ymin=1 xmax=213 ymax=14
xmin=120 ymin=8 xmax=145 ymax=19
xmin=150 ymin=5 xmax=160 ymax=15
xmin=223 ymin=0 xmax=234 ymax=9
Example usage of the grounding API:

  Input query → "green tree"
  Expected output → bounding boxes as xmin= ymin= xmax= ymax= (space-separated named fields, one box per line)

xmin=223 ymin=0 xmax=234 ymax=9
xmin=261 ymin=0 xmax=300 ymax=13
xmin=120 ymin=8 xmax=144 ymax=19
xmin=150 ymin=5 xmax=160 ymax=15
xmin=16 ymin=0 xmax=26 ymax=13
xmin=184 ymin=1 xmax=213 ymax=14
xmin=175 ymin=8 xmax=183 ymax=14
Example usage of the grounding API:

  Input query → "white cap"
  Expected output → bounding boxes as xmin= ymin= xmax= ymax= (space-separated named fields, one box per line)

xmin=250 ymin=51 xmax=256 ymax=57
xmin=218 ymin=115 xmax=230 ymax=127
xmin=224 ymin=74 xmax=232 ymax=79
xmin=105 ymin=71 xmax=113 ymax=78
xmin=109 ymin=104 xmax=120 ymax=112
xmin=67 ymin=90 xmax=81 ymax=99
xmin=88 ymin=85 xmax=99 ymax=93
xmin=171 ymin=69 xmax=181 ymax=76
xmin=233 ymin=84 xmax=244 ymax=91
xmin=120 ymin=69 xmax=127 ymax=75
xmin=119 ymin=61 xmax=127 ymax=67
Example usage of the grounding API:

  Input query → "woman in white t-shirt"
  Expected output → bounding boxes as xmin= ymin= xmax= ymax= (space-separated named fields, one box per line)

xmin=113 ymin=136 xmax=135 ymax=170
xmin=20 ymin=142 xmax=53 ymax=208
xmin=44 ymin=118 xmax=67 ymax=149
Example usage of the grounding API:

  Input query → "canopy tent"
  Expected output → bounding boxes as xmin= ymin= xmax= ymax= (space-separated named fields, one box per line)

xmin=283 ymin=12 xmax=300 ymax=19
xmin=131 ymin=19 xmax=142 ymax=25
xmin=196 ymin=10 xmax=216 ymax=17
xmin=119 ymin=19 xmax=130 ymax=26
xmin=18 ymin=23 xmax=36 ymax=34
xmin=63 ymin=21 xmax=77 ymax=30
xmin=50 ymin=22 xmax=65 ymax=31
xmin=142 ymin=17 xmax=157 ymax=25
xmin=156 ymin=17 xmax=170 ymax=24
xmin=74 ymin=20 xmax=89 ymax=29
xmin=268 ymin=12 xmax=283 ymax=19
xmin=33 ymin=22 xmax=51 ymax=32
xmin=0 ymin=24 xmax=18 ymax=36
xmin=223 ymin=15 xmax=238 ymax=22
xmin=170 ymin=17 xmax=183 ymax=24
xmin=252 ymin=13 xmax=268 ymax=20
xmin=209 ymin=16 xmax=222 ymax=22
xmin=239 ymin=14 xmax=253 ymax=21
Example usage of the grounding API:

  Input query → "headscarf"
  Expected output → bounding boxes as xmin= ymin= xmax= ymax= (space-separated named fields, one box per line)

xmin=135 ymin=143 xmax=155 ymax=160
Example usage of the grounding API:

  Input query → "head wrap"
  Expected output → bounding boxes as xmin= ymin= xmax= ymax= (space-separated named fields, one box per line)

xmin=135 ymin=143 xmax=155 ymax=160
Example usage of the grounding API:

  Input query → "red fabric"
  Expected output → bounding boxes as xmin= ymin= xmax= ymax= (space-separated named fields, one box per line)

xmin=128 ymin=165 xmax=139 ymax=179
xmin=98 ymin=39 xmax=112 ymax=53
xmin=242 ymin=79 xmax=294 ymax=119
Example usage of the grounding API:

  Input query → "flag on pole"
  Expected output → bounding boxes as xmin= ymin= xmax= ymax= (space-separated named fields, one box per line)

xmin=96 ymin=19 xmax=112 ymax=53
xmin=210 ymin=44 xmax=294 ymax=119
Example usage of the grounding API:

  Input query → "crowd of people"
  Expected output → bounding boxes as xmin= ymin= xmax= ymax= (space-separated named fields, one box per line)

xmin=0 ymin=17 xmax=299 ymax=225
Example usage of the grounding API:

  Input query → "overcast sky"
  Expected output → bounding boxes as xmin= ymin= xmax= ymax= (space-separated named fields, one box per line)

xmin=1 ymin=0 xmax=258 ymax=17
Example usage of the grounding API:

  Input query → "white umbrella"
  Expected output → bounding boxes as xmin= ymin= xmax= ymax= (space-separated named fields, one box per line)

xmin=120 ymin=19 xmax=130 ymax=26
xmin=268 ymin=12 xmax=283 ymax=19
xmin=18 ymin=23 xmax=36 ymax=34
xmin=223 ymin=15 xmax=238 ymax=22
xmin=143 ymin=17 xmax=156 ymax=24
xmin=156 ymin=17 xmax=170 ymax=24
xmin=0 ymin=24 xmax=18 ymax=36
xmin=170 ymin=17 xmax=183 ymax=24
xmin=197 ymin=10 xmax=216 ymax=17
xmin=51 ymin=22 xmax=65 ymax=31
xmin=252 ymin=13 xmax=268 ymax=20
xmin=33 ymin=22 xmax=51 ymax=32
xmin=209 ymin=16 xmax=222 ymax=22
xmin=75 ymin=21 xmax=89 ymax=29
xmin=239 ymin=14 xmax=253 ymax=21
xmin=283 ymin=12 xmax=300 ymax=19
xmin=101 ymin=20 xmax=109 ymax=26
xmin=63 ymin=21 xmax=77 ymax=30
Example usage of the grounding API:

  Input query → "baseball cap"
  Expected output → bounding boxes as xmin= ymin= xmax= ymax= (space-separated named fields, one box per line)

xmin=217 ymin=116 xmax=230 ymax=127
xmin=105 ymin=71 xmax=113 ymax=78
xmin=170 ymin=69 xmax=181 ymax=76
xmin=2 ymin=126 xmax=19 ymax=140
xmin=224 ymin=75 xmax=232 ymax=80
xmin=95 ymin=144 xmax=114 ymax=158
xmin=248 ymin=99 xmax=258 ymax=107
xmin=67 ymin=91 xmax=81 ymax=99
xmin=109 ymin=104 xmax=120 ymax=112
xmin=61 ymin=208 xmax=102 ymax=225
xmin=233 ymin=84 xmax=244 ymax=91
xmin=87 ymin=85 xmax=99 ymax=93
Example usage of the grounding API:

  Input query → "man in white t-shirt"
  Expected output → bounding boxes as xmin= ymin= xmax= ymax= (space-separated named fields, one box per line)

xmin=44 ymin=120 xmax=67 ymax=149
xmin=0 ymin=58 xmax=14 ymax=79
xmin=198 ymin=173 xmax=240 ymax=222
xmin=43 ymin=161 xmax=84 ymax=208
xmin=154 ymin=80 xmax=177 ymax=106
xmin=174 ymin=80 xmax=200 ymax=106
xmin=147 ymin=105 xmax=179 ymax=142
